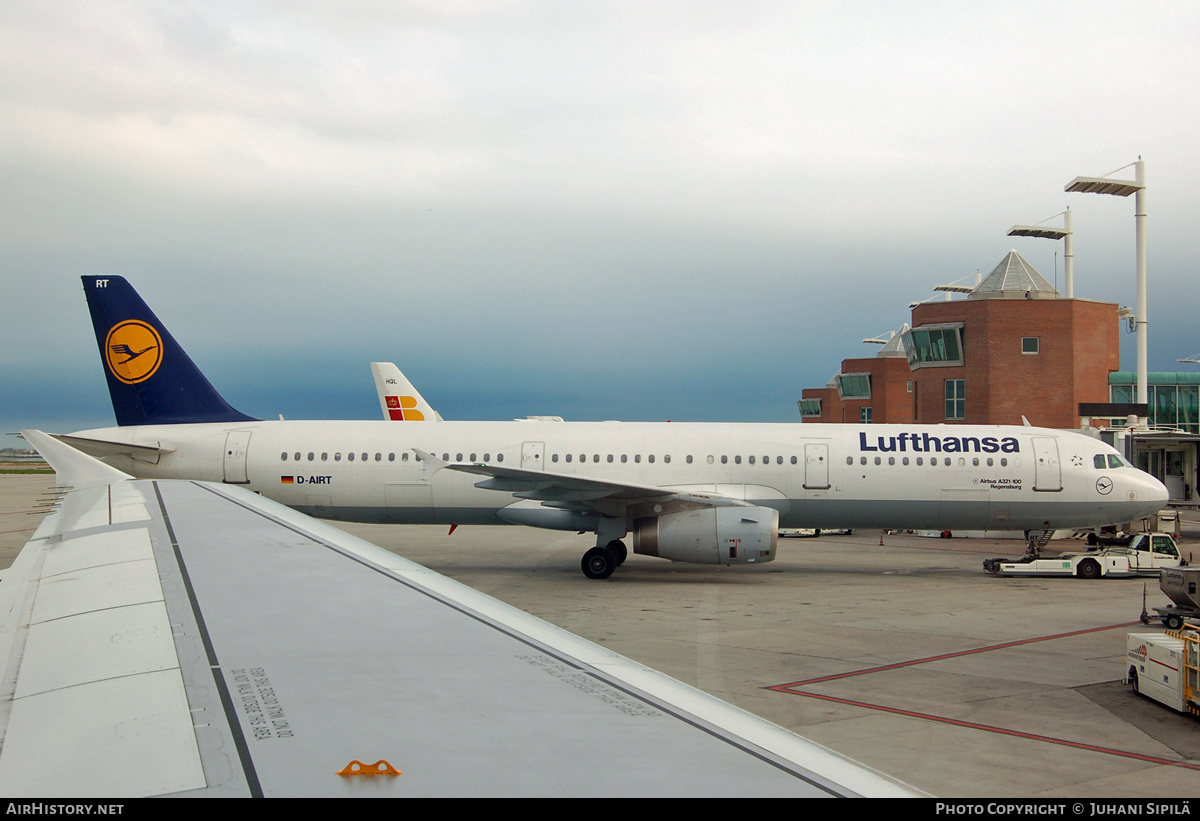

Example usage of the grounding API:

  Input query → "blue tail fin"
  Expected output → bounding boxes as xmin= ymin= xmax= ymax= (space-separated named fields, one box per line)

xmin=82 ymin=276 xmax=258 ymax=426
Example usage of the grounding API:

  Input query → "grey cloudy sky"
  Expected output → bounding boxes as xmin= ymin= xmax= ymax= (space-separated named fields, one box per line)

xmin=3 ymin=1 xmax=1198 ymax=435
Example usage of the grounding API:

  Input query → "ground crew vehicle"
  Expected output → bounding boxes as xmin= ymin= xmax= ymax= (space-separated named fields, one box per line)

xmin=1125 ymin=628 xmax=1200 ymax=716
xmin=984 ymin=533 xmax=1183 ymax=579
xmin=1143 ymin=567 xmax=1200 ymax=629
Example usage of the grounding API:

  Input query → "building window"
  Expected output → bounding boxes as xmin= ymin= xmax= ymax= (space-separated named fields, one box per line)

xmin=836 ymin=372 xmax=872 ymax=399
xmin=1022 ymin=337 xmax=1040 ymax=355
xmin=799 ymin=398 xmax=822 ymax=417
xmin=860 ymin=407 xmax=873 ymax=424
xmin=902 ymin=325 xmax=964 ymax=368
xmin=945 ymin=379 xmax=965 ymax=420
xmin=907 ymin=381 xmax=913 ymax=393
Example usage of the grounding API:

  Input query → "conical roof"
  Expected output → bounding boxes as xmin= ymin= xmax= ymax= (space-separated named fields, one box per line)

xmin=876 ymin=324 xmax=909 ymax=358
xmin=970 ymin=251 xmax=1059 ymax=300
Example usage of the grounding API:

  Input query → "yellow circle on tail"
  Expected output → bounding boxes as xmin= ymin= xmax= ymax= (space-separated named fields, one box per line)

xmin=105 ymin=320 xmax=164 ymax=384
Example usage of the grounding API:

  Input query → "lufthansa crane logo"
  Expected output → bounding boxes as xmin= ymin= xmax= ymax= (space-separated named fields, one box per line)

xmin=104 ymin=320 xmax=163 ymax=384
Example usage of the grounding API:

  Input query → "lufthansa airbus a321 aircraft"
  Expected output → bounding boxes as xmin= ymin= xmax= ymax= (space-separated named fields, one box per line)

xmin=60 ymin=276 xmax=1168 ymax=579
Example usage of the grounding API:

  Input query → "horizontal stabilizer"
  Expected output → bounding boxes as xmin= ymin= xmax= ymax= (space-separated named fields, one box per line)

xmin=51 ymin=433 xmax=173 ymax=464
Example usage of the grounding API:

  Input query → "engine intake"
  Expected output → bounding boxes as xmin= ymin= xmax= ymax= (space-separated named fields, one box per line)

xmin=633 ymin=506 xmax=778 ymax=565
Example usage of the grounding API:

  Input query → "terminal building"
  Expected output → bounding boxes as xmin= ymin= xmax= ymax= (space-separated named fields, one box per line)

xmin=799 ymin=251 xmax=1118 ymax=429
xmin=798 ymin=250 xmax=1200 ymax=507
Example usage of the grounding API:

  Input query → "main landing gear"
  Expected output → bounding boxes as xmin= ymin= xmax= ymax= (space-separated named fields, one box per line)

xmin=581 ymin=540 xmax=628 ymax=580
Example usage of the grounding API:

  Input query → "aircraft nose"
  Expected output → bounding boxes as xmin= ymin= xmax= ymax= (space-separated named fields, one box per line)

xmin=1127 ymin=470 xmax=1169 ymax=518
xmin=1146 ymin=473 xmax=1169 ymax=506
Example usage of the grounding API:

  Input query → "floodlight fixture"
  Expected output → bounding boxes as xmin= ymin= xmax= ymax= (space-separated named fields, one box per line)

xmin=1008 ymin=209 xmax=1074 ymax=297
xmin=1067 ymin=159 xmax=1147 ymax=412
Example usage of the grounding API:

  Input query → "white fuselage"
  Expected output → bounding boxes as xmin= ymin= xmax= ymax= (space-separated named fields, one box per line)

xmin=72 ymin=420 xmax=1169 ymax=533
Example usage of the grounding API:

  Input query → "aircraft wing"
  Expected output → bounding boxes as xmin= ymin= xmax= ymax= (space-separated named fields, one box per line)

xmin=417 ymin=450 xmax=751 ymax=518
xmin=0 ymin=431 xmax=917 ymax=798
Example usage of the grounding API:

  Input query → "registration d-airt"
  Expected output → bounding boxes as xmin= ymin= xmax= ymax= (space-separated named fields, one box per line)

xmin=62 ymin=276 xmax=1168 ymax=579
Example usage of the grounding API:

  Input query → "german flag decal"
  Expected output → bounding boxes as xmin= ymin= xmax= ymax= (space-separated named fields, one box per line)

xmin=281 ymin=476 xmax=295 ymax=484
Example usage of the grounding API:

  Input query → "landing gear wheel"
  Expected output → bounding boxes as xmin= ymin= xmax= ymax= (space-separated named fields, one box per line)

xmin=1076 ymin=559 xmax=1101 ymax=580
xmin=606 ymin=540 xmax=628 ymax=567
xmin=582 ymin=546 xmax=617 ymax=579
xmin=1165 ymin=614 xmax=1184 ymax=630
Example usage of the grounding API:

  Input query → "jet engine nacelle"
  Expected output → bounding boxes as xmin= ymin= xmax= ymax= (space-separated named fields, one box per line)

xmin=632 ymin=506 xmax=778 ymax=565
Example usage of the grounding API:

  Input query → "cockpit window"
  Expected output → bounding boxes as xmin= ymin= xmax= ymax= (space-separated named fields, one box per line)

xmin=1093 ymin=454 xmax=1106 ymax=469
xmin=1107 ymin=454 xmax=1124 ymax=469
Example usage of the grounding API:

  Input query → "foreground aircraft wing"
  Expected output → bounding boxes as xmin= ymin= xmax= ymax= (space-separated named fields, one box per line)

xmin=372 ymin=361 xmax=441 ymax=421
xmin=0 ymin=432 xmax=917 ymax=798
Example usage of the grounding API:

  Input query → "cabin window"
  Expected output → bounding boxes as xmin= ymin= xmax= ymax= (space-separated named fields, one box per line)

xmin=888 ymin=457 xmax=895 ymax=466
xmin=401 ymin=453 xmax=408 ymax=461
xmin=348 ymin=453 xmax=355 ymax=461
xmin=376 ymin=453 xmax=382 ymax=461
xmin=496 ymin=453 xmax=504 ymax=462
xmin=607 ymin=454 xmax=614 ymax=463
xmin=916 ymin=457 xmax=923 ymax=466
xmin=687 ymin=455 xmax=693 ymax=464
xmin=389 ymin=453 xmax=395 ymax=462
xmin=791 ymin=456 xmax=797 ymax=465
xmin=748 ymin=456 xmax=755 ymax=465
xmin=442 ymin=453 xmax=449 ymax=462
xmin=721 ymin=456 xmax=728 ymax=464
xmin=281 ymin=452 xmax=288 ymax=461
xmin=972 ymin=458 xmax=979 ymax=466
xmin=483 ymin=453 xmax=490 ymax=462
xmin=294 ymin=452 xmax=301 ymax=461
xmin=1000 ymin=458 xmax=1007 ymax=467
xmin=335 ymin=453 xmax=342 ymax=461
xmin=634 ymin=455 xmax=641 ymax=463
xmin=648 ymin=455 xmax=655 ymax=464
xmin=903 ymin=457 xmax=910 ymax=465
xmin=552 ymin=454 xmax=559 ymax=463
xmin=470 ymin=453 xmax=476 ymax=462
xmin=593 ymin=454 xmax=600 ymax=463
xmin=307 ymin=452 xmax=315 ymax=461
xmin=734 ymin=455 xmax=742 ymax=464
xmin=321 ymin=452 xmax=328 ymax=461
xmin=565 ymin=454 xmax=572 ymax=463
xmin=860 ymin=457 xmax=867 ymax=465
xmin=846 ymin=457 xmax=853 ymax=465
xmin=664 ymin=454 xmax=671 ymax=464
xmin=621 ymin=454 xmax=628 ymax=463
xmin=456 ymin=453 xmax=463 ymax=462
xmin=874 ymin=456 xmax=881 ymax=465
